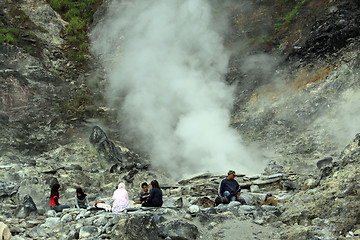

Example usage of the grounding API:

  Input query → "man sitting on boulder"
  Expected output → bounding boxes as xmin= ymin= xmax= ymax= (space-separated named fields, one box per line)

xmin=218 ymin=170 xmax=241 ymax=203
xmin=134 ymin=182 xmax=150 ymax=205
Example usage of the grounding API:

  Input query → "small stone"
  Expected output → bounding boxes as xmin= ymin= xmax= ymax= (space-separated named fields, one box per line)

xmin=188 ymin=205 xmax=200 ymax=214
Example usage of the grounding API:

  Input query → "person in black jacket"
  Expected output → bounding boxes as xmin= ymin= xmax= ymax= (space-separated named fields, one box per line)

xmin=142 ymin=180 xmax=163 ymax=207
xmin=218 ymin=170 xmax=240 ymax=202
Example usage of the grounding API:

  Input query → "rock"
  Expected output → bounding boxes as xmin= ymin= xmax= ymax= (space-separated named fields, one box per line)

xmin=263 ymin=160 xmax=284 ymax=175
xmin=316 ymin=157 xmax=333 ymax=169
xmin=0 ymin=112 xmax=9 ymax=124
xmin=261 ymin=205 xmax=282 ymax=217
xmin=0 ymin=180 xmax=19 ymax=197
xmin=89 ymin=126 xmax=125 ymax=168
xmin=61 ymin=214 xmax=73 ymax=222
xmin=159 ymin=220 xmax=199 ymax=240
xmin=123 ymin=215 xmax=158 ymax=240
xmin=16 ymin=195 xmax=37 ymax=218
xmin=250 ymin=185 xmax=260 ymax=193
xmin=41 ymin=217 xmax=61 ymax=229
xmin=79 ymin=226 xmax=100 ymax=239
xmin=239 ymin=205 xmax=256 ymax=212
xmin=93 ymin=216 xmax=107 ymax=227
xmin=45 ymin=210 xmax=57 ymax=217
xmin=188 ymin=205 xmax=200 ymax=214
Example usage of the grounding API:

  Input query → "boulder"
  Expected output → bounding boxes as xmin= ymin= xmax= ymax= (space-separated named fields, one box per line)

xmin=16 ymin=195 xmax=37 ymax=218
xmin=159 ymin=220 xmax=199 ymax=240
xmin=79 ymin=226 xmax=100 ymax=239
xmin=89 ymin=126 xmax=125 ymax=168
xmin=0 ymin=180 xmax=19 ymax=197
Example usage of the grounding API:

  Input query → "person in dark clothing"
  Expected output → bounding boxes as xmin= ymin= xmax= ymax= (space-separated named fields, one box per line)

xmin=134 ymin=182 xmax=150 ymax=205
xmin=75 ymin=188 xmax=89 ymax=209
xmin=218 ymin=170 xmax=240 ymax=202
xmin=50 ymin=184 xmax=70 ymax=212
xmin=142 ymin=180 xmax=163 ymax=207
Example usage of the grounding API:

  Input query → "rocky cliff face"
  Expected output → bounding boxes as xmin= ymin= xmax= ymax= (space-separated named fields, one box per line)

xmin=1 ymin=0 xmax=360 ymax=239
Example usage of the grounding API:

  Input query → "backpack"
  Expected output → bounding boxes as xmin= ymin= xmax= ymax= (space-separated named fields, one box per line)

xmin=214 ymin=196 xmax=229 ymax=206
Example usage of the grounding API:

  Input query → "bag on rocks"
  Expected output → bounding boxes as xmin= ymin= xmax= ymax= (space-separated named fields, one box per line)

xmin=214 ymin=196 xmax=229 ymax=206
xmin=95 ymin=201 xmax=112 ymax=212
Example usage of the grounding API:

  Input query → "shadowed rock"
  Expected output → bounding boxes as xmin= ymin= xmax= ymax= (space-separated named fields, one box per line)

xmin=89 ymin=126 xmax=125 ymax=168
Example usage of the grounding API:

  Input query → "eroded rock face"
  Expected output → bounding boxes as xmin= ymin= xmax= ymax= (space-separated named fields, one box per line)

xmin=290 ymin=3 xmax=360 ymax=61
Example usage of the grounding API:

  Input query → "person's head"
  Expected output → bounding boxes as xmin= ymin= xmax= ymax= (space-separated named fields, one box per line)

xmin=76 ymin=188 xmax=86 ymax=198
xmin=50 ymin=183 xmax=60 ymax=197
xmin=118 ymin=182 xmax=126 ymax=189
xmin=265 ymin=193 xmax=272 ymax=201
xmin=141 ymin=182 xmax=149 ymax=192
xmin=227 ymin=170 xmax=236 ymax=180
xmin=151 ymin=180 xmax=160 ymax=189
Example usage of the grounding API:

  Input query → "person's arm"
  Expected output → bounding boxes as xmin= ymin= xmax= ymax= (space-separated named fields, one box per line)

xmin=54 ymin=196 xmax=60 ymax=205
xmin=219 ymin=180 xmax=225 ymax=196
xmin=75 ymin=195 xmax=79 ymax=208
xmin=236 ymin=182 xmax=240 ymax=200
xmin=85 ymin=196 xmax=89 ymax=206
xmin=146 ymin=189 xmax=154 ymax=203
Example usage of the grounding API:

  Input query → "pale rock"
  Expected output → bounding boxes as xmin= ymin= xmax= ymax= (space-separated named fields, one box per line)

xmin=250 ymin=184 xmax=260 ymax=193
xmin=188 ymin=205 xmax=200 ymax=214
xmin=61 ymin=213 xmax=73 ymax=222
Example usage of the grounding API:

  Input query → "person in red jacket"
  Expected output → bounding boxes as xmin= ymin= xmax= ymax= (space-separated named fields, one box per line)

xmin=50 ymin=184 xmax=70 ymax=212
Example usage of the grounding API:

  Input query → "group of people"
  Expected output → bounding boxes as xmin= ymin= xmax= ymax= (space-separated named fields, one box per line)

xmin=49 ymin=180 xmax=163 ymax=213
xmin=50 ymin=170 xmax=277 ymax=213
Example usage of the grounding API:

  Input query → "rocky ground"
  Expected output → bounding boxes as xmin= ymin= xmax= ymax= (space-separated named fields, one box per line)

xmin=1 ymin=0 xmax=360 ymax=239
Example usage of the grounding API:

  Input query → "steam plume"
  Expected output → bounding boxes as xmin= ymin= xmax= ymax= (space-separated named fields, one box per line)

xmin=91 ymin=0 xmax=262 ymax=178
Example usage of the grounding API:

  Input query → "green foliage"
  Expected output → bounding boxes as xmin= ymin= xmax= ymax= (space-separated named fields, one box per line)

xmin=66 ymin=17 xmax=86 ymax=35
xmin=24 ymin=46 xmax=32 ymax=53
xmin=79 ymin=42 xmax=88 ymax=51
xmin=26 ymin=30 xmax=36 ymax=38
xmin=0 ymin=28 xmax=19 ymax=44
xmin=251 ymin=35 xmax=273 ymax=44
xmin=47 ymin=0 xmax=99 ymax=65
xmin=56 ymin=92 xmax=95 ymax=117
xmin=274 ymin=0 xmax=308 ymax=32
xmin=76 ymin=53 xmax=86 ymax=62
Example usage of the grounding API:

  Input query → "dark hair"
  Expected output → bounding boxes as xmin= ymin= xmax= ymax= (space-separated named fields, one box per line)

xmin=76 ymin=188 xmax=87 ymax=200
xmin=50 ymin=184 xmax=60 ymax=198
xmin=265 ymin=193 xmax=272 ymax=201
xmin=141 ymin=182 xmax=148 ymax=188
xmin=151 ymin=180 xmax=160 ymax=189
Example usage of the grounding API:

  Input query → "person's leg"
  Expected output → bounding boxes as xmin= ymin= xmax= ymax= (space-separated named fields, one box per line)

xmin=79 ymin=205 xmax=88 ymax=209
xmin=223 ymin=191 xmax=231 ymax=203
xmin=142 ymin=201 xmax=153 ymax=207
xmin=229 ymin=195 xmax=236 ymax=202
xmin=53 ymin=205 xmax=70 ymax=212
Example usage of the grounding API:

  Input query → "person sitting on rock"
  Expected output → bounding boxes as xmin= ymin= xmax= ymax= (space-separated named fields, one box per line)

xmin=50 ymin=183 xmax=70 ymax=212
xmin=260 ymin=193 xmax=278 ymax=207
xmin=142 ymin=180 xmax=163 ymax=207
xmin=134 ymin=182 xmax=150 ymax=205
xmin=218 ymin=170 xmax=241 ymax=203
xmin=75 ymin=187 xmax=89 ymax=209
xmin=112 ymin=182 xmax=129 ymax=213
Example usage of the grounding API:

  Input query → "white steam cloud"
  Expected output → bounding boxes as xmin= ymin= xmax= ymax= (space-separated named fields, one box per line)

xmin=91 ymin=0 xmax=261 ymax=178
